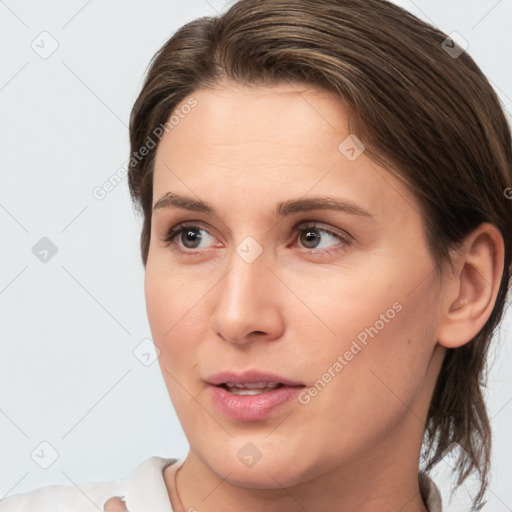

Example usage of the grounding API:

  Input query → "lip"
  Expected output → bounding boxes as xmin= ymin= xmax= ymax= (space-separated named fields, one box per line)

xmin=206 ymin=370 xmax=304 ymax=387
xmin=206 ymin=370 xmax=305 ymax=421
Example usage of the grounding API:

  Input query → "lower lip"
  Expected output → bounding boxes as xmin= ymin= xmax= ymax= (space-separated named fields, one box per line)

xmin=208 ymin=384 xmax=303 ymax=421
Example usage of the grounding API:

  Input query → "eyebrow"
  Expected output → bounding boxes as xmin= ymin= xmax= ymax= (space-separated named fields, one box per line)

xmin=152 ymin=191 xmax=375 ymax=220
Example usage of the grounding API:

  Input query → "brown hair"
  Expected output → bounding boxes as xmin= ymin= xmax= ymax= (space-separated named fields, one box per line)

xmin=127 ymin=0 xmax=512 ymax=508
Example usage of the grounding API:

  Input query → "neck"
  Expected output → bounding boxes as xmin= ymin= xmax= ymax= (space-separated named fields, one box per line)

xmin=169 ymin=422 xmax=430 ymax=512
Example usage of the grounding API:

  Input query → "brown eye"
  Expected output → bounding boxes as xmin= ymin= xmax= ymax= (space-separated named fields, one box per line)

xmin=299 ymin=229 xmax=322 ymax=249
xmin=180 ymin=228 xmax=203 ymax=248
xmin=162 ymin=223 xmax=218 ymax=252
xmin=296 ymin=225 xmax=348 ymax=251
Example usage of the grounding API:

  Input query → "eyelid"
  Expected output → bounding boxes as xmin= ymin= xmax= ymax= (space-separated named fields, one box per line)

xmin=161 ymin=220 xmax=352 ymax=254
xmin=162 ymin=221 xmax=221 ymax=252
xmin=292 ymin=221 xmax=352 ymax=243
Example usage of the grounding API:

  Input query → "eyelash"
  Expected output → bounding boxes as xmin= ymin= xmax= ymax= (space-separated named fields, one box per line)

xmin=161 ymin=221 xmax=352 ymax=257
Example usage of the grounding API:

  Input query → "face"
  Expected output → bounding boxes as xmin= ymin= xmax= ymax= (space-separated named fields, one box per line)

xmin=145 ymin=82 xmax=446 ymax=489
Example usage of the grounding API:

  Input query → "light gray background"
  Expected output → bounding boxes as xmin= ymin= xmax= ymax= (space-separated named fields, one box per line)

xmin=0 ymin=1 xmax=511 ymax=510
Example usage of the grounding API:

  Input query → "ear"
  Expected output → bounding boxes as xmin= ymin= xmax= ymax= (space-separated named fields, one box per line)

xmin=437 ymin=222 xmax=505 ymax=349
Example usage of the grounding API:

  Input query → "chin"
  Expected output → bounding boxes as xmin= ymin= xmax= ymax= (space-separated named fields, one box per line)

xmin=213 ymin=461 xmax=305 ymax=490
xmin=197 ymin=441 xmax=317 ymax=490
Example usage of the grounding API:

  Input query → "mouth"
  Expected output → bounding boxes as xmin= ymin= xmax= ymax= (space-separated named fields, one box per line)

xmin=217 ymin=382 xmax=287 ymax=395
xmin=206 ymin=370 xmax=305 ymax=391
xmin=205 ymin=370 xmax=305 ymax=421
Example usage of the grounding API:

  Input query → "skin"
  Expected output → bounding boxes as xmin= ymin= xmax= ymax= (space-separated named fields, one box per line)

xmin=111 ymin=82 xmax=503 ymax=512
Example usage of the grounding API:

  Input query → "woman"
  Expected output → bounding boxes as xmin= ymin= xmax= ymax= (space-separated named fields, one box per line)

xmin=2 ymin=0 xmax=510 ymax=510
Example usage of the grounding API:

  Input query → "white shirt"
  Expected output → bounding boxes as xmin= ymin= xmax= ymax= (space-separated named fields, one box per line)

xmin=0 ymin=456 xmax=443 ymax=511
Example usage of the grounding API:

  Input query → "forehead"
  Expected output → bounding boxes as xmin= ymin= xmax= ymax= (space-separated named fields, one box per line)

xmin=152 ymin=83 xmax=420 ymax=226
xmin=163 ymin=82 xmax=350 ymax=151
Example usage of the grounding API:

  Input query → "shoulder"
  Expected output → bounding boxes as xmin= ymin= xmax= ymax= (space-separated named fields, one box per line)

xmin=0 ymin=456 xmax=178 ymax=512
xmin=0 ymin=479 xmax=124 ymax=512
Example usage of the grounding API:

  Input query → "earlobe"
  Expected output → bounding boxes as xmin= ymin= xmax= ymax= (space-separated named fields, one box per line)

xmin=437 ymin=223 xmax=504 ymax=349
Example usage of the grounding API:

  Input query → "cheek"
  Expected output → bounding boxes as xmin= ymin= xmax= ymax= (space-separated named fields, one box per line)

xmin=144 ymin=265 xmax=208 ymax=383
xmin=277 ymin=268 xmax=402 ymax=365
xmin=298 ymin=264 xmax=440 ymax=413
xmin=144 ymin=258 xmax=198 ymax=339
xmin=145 ymin=271 xmax=186 ymax=383
xmin=332 ymin=284 xmax=438 ymax=424
xmin=145 ymin=276 xmax=200 ymax=420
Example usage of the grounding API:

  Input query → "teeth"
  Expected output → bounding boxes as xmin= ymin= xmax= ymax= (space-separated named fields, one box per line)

xmin=222 ymin=382 xmax=283 ymax=395
xmin=225 ymin=381 xmax=280 ymax=389
xmin=226 ymin=386 xmax=279 ymax=395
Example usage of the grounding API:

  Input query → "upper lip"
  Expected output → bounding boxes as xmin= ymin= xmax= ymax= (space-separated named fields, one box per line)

xmin=206 ymin=370 xmax=305 ymax=387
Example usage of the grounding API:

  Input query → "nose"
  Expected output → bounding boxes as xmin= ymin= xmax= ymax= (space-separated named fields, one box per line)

xmin=210 ymin=248 xmax=286 ymax=346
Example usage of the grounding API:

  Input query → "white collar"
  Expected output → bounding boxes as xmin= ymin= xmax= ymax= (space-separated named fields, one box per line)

xmin=117 ymin=455 xmax=178 ymax=511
